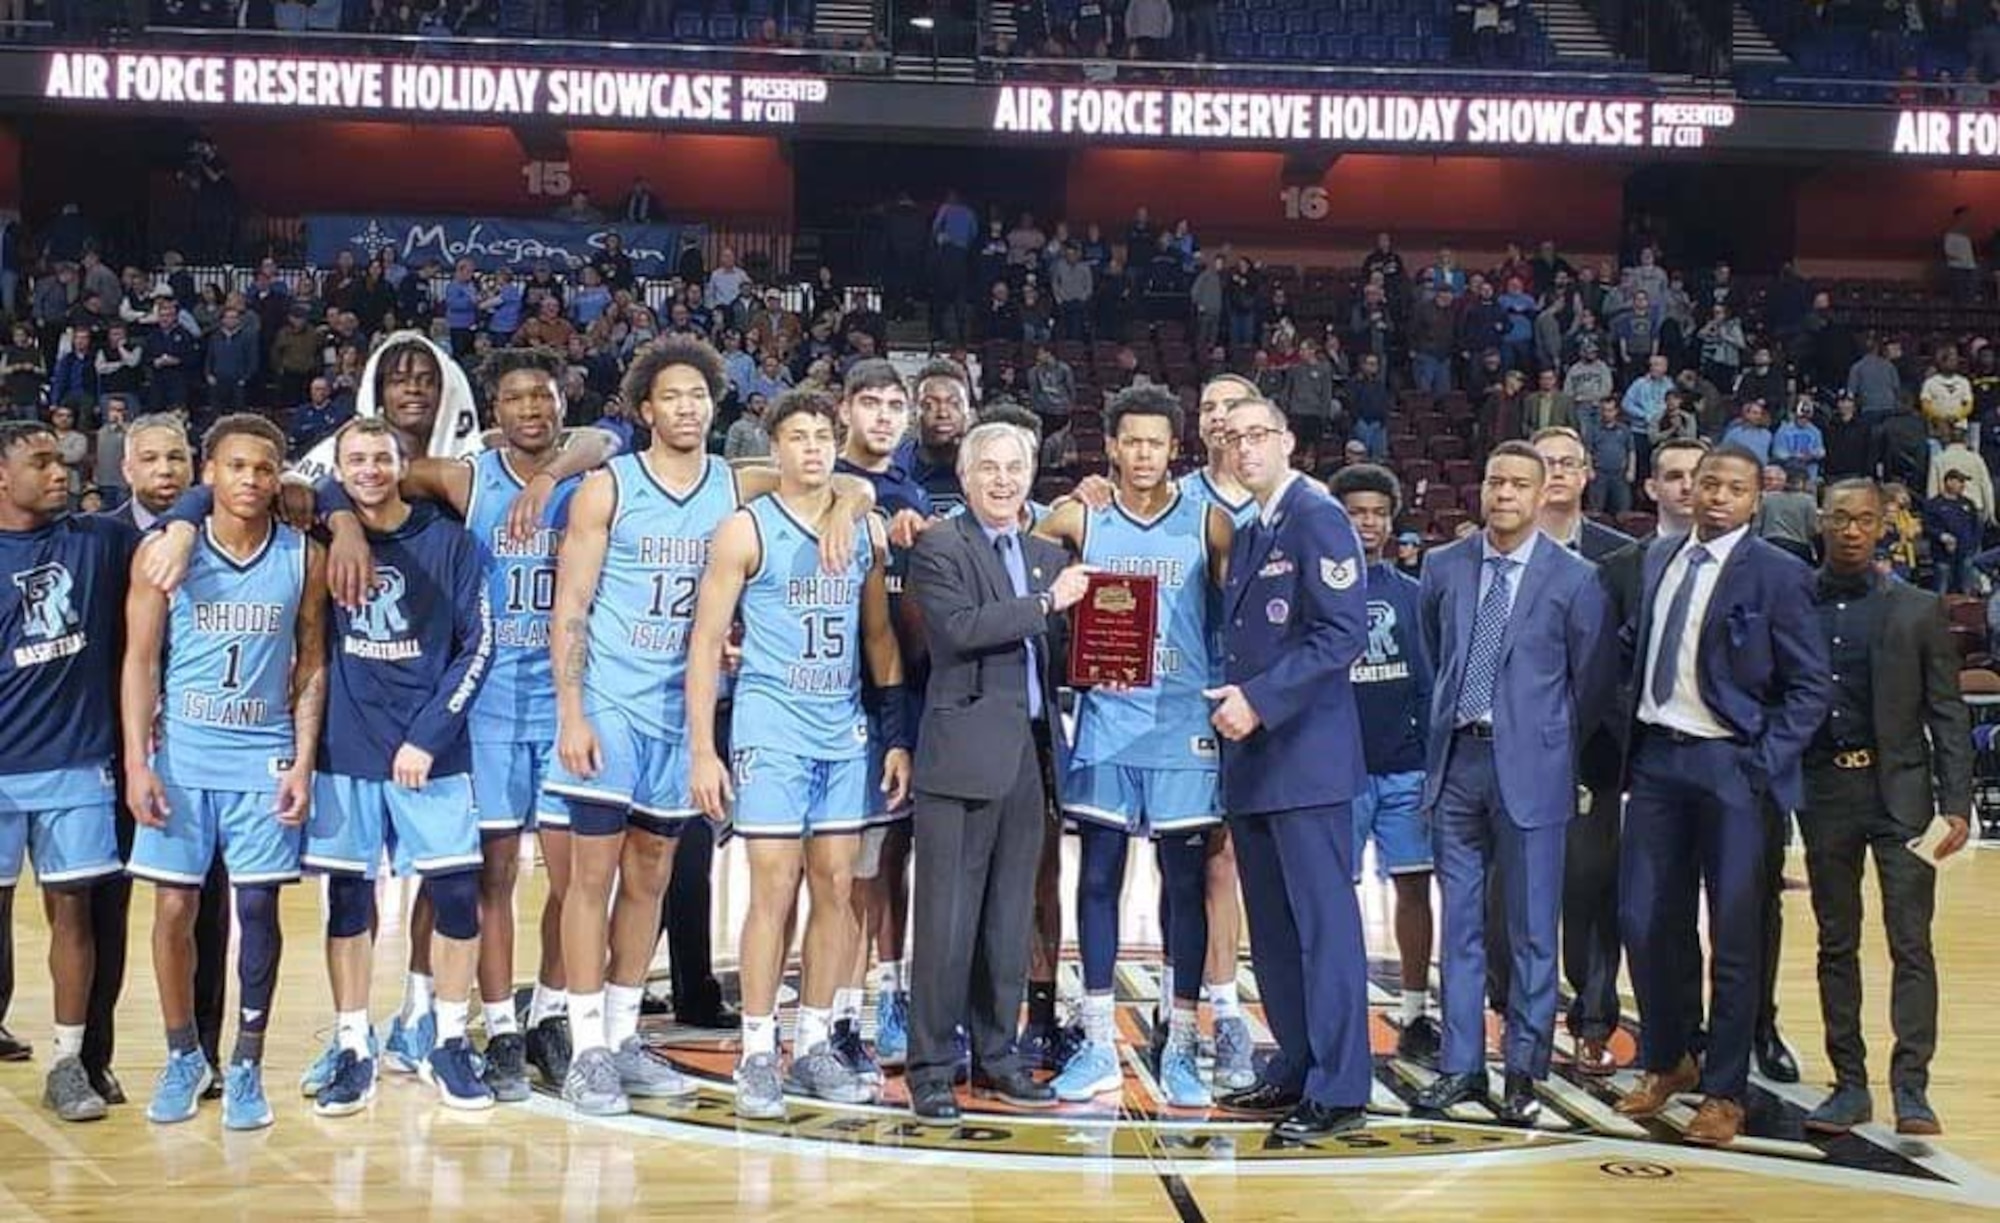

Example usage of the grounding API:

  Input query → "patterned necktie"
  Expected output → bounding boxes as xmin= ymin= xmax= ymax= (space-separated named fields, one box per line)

xmin=1454 ymin=555 xmax=1517 ymax=726
xmin=1649 ymin=545 xmax=1712 ymax=707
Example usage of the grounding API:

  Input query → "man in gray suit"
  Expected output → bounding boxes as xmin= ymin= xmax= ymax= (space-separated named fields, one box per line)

xmin=1799 ymin=478 xmax=1972 ymax=1137
xmin=904 ymin=420 xmax=1089 ymax=1125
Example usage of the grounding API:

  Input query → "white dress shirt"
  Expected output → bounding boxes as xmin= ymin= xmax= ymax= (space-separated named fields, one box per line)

xmin=1637 ymin=523 xmax=1749 ymax=739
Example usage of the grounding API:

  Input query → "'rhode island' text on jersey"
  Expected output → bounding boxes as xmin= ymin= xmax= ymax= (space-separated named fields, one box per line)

xmin=586 ymin=453 xmax=740 ymax=739
xmin=466 ymin=449 xmax=576 ymax=744
xmin=155 ymin=522 xmax=307 ymax=787
xmin=732 ymin=495 xmax=873 ymax=760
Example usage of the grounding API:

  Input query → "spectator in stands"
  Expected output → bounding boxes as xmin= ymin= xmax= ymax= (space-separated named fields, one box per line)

xmin=1532 ymin=290 xmax=1570 ymax=373
xmin=96 ymin=322 xmax=143 ymax=399
xmin=1822 ymin=393 xmax=1872 ymax=482
xmin=441 ymin=259 xmax=480 ymax=356
xmin=1522 ymin=367 xmax=1575 ymax=436
xmin=1675 ymin=364 xmax=1728 ymax=437
xmin=267 ymin=304 xmax=321 ymax=407
xmin=1283 ymin=336 xmax=1338 ymax=451
xmin=1722 ymin=400 xmax=1776 ymax=465
xmin=1347 ymin=350 xmax=1391 ymax=460
xmin=0 ymin=322 xmax=43 ymax=413
xmin=592 ymin=232 xmax=636 ymax=292
xmin=90 ymin=396 xmax=130 ymax=506
xmin=1018 ymin=281 xmax=1053 ymax=345
xmin=553 ymin=189 xmax=604 ymax=225
xmin=1944 ymin=206 xmax=1980 ymax=304
xmin=1565 ymin=307 xmax=1606 ymax=367
xmin=1926 ymin=469 xmax=1982 ymax=593
xmin=521 ymin=259 xmax=564 ymax=319
xmin=1409 ymin=286 xmax=1458 ymax=395
xmin=32 ymin=265 xmax=77 ymax=363
xmin=1928 ymin=422 xmax=1994 ymax=525
xmin=1755 ymin=465 xmax=1819 ymax=565
xmin=1027 ymin=344 xmax=1076 ymax=433
xmin=1051 ymin=243 xmax=1094 ymax=342
xmin=1006 ymin=212 xmax=1048 ymax=273
xmin=1479 ymin=367 xmax=1526 ymax=450
xmin=1191 ymin=253 xmax=1223 ymax=353
xmin=1772 ymin=399 xmax=1828 ymax=486
xmin=204 ymin=305 xmax=258 ymax=418
xmin=287 ymin=375 xmax=347 ymax=454
xmin=1125 ymin=0 xmax=1171 ymax=55
xmin=1364 ymin=233 xmax=1405 ymax=291
xmin=1732 ymin=345 xmax=1789 ymax=418
xmin=1697 ymin=303 xmax=1746 ymax=391
xmin=707 ymin=248 xmax=751 ymax=326
xmin=1225 ymin=256 xmax=1261 ymax=348
xmin=480 ymin=267 xmax=525 ymax=344
xmin=1427 ymin=246 xmax=1467 ymax=297
xmin=559 ymin=264 xmax=609 ymax=329
xmin=725 ymin=392 xmax=773 ymax=460
xmin=141 ymin=298 xmax=198 ymax=411
xmin=1655 ymin=390 xmax=1701 ymax=445
xmin=1457 ymin=280 xmax=1507 ymax=372
xmin=516 ymin=296 xmax=576 ymax=350
xmin=1496 ymin=275 xmax=1536 ymax=371
xmin=1562 ymin=339 xmax=1614 ymax=409
xmin=1621 ymin=353 xmax=1673 ymax=440
xmin=1849 ymin=336 xmax=1905 ymax=419
xmin=1530 ymin=239 xmax=1574 ymax=297
xmin=1581 ymin=396 xmax=1635 ymax=515
xmin=1612 ymin=290 xmax=1660 ymax=379
xmin=1921 ymin=345 xmax=1975 ymax=439
xmin=48 ymin=327 xmax=97 ymax=413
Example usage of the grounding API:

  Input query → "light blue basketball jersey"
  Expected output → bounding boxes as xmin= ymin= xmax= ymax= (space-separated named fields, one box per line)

xmin=1072 ymin=491 xmax=1218 ymax=771
xmin=732 ymin=495 xmax=873 ymax=761
xmin=154 ymin=522 xmax=306 ymax=789
xmin=1178 ymin=468 xmax=1256 ymax=529
xmin=465 ymin=449 xmax=568 ymax=743
xmin=586 ymin=453 xmax=739 ymax=740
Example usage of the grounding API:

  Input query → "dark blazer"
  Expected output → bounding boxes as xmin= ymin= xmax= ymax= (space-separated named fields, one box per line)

xmin=1573 ymin=517 xmax=1634 ymax=564
xmin=907 ymin=512 xmax=1065 ymax=802
xmin=1215 ymin=476 xmax=1368 ymax=815
xmin=1861 ymin=576 xmax=1974 ymax=827
xmin=1579 ymin=529 xmax=1645 ymax=790
xmin=1625 ymin=532 xmax=1833 ymax=810
xmin=1418 ymin=531 xmax=1617 ymax=828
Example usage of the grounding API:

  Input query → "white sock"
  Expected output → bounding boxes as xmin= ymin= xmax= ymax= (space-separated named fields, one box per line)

xmin=1401 ymin=989 xmax=1429 ymax=1024
xmin=527 ymin=983 xmax=566 ymax=1027
xmin=832 ymin=986 xmax=864 ymax=1025
xmin=1081 ymin=992 xmax=1116 ymax=1046
xmin=436 ymin=998 xmax=469 ymax=1043
xmin=1204 ymin=981 xmax=1241 ymax=1020
xmin=52 ymin=1023 xmax=84 ymax=1061
xmin=873 ymin=959 xmax=903 ymax=995
xmin=1158 ymin=966 xmax=1175 ymax=1016
xmin=570 ymin=991 xmax=608 ymax=1053
xmin=743 ymin=1013 xmax=779 ymax=1057
xmin=336 ymin=1010 xmax=370 ymax=1056
xmin=484 ymin=1000 xmax=519 ymax=1037
xmin=605 ymin=983 xmax=644 ymax=1048
xmin=401 ymin=972 xmax=435 ymax=1021
xmin=1169 ymin=1006 xmax=1199 ymax=1045
xmin=797 ymin=1005 xmax=832 ymax=1053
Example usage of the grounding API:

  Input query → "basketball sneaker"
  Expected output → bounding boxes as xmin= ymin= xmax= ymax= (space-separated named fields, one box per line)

xmin=525 ymin=1015 xmax=572 ymax=1088
xmin=873 ymin=990 xmax=909 ymax=1068
xmin=786 ymin=1043 xmax=876 ymax=1104
xmin=482 ymin=1032 xmax=532 ymax=1103
xmin=1212 ymin=1016 xmax=1257 ymax=1091
xmin=734 ymin=1051 xmax=788 ymax=1120
xmin=384 ymin=1010 xmax=436 ymax=1074
xmin=1019 ymin=1019 xmax=1088 ymax=1073
xmin=424 ymin=1037 xmax=496 ymax=1111
xmin=1159 ymin=1036 xmax=1212 ymax=1109
xmin=314 ymin=1049 xmax=377 ymax=1118
xmin=562 ymin=1047 xmax=630 ymax=1117
xmin=613 ymin=1036 xmax=696 ymax=1099
xmin=146 ymin=1047 xmax=214 ymax=1124
xmin=44 ymin=1055 xmax=108 ymax=1123
xmin=1051 ymin=1040 xmax=1123 ymax=1102
xmin=222 ymin=1062 xmax=274 ymax=1131
xmin=830 ymin=1018 xmax=882 ymax=1084
xmin=301 ymin=1028 xmax=377 ymax=1096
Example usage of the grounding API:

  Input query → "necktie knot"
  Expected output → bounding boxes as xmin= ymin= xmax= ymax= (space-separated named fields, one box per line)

xmin=994 ymin=532 xmax=1015 ymax=555
xmin=1684 ymin=544 xmax=1711 ymax=570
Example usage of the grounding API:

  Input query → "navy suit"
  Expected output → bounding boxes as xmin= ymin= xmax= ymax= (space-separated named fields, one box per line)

xmin=1620 ymin=532 xmax=1831 ymax=1101
xmin=1419 ymin=531 xmax=1616 ymax=1078
xmin=1215 ymin=477 xmax=1372 ymax=1109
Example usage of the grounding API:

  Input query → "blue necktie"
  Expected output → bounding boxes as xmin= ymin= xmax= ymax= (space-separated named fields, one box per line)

xmin=1454 ymin=555 xmax=1517 ymax=726
xmin=995 ymin=532 xmax=1044 ymax=720
xmin=1649 ymin=545 xmax=1711 ymax=707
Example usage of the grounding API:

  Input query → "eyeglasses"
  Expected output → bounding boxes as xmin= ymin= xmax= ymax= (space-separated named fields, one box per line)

xmin=1222 ymin=426 xmax=1284 ymax=450
xmin=1541 ymin=456 xmax=1588 ymax=471
xmin=1820 ymin=512 xmax=1881 ymax=532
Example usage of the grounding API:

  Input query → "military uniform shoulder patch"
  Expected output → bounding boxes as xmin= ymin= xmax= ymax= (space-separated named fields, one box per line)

xmin=1321 ymin=557 xmax=1358 ymax=590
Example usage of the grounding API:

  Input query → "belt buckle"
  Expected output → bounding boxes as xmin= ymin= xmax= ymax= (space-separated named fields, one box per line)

xmin=1832 ymin=748 xmax=1875 ymax=771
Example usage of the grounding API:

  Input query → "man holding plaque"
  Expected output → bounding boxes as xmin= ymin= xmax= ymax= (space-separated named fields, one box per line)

xmin=1032 ymin=386 xmax=1234 ymax=1108
xmin=903 ymin=421 xmax=1089 ymax=1125
xmin=1204 ymin=397 xmax=1374 ymax=1139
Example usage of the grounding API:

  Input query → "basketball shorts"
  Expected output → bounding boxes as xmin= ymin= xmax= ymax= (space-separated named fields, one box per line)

xmin=0 ymin=764 xmax=121 ymax=888
xmin=730 ymin=748 xmax=868 ymax=839
xmin=1351 ymin=769 xmax=1431 ymax=881
xmin=1063 ymin=761 xmax=1221 ymax=836
xmin=541 ymin=702 xmax=698 ymax=838
xmin=304 ymin=773 xmax=481 ymax=879
xmin=473 ymin=738 xmax=562 ymax=835
xmin=129 ymin=785 xmax=302 ymax=887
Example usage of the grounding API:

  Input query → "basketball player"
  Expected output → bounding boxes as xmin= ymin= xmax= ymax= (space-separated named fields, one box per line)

xmin=0 ymin=420 xmax=133 ymax=1122
xmin=689 ymin=389 xmax=909 ymax=1120
xmin=545 ymin=340 xmax=874 ymax=1118
xmin=289 ymin=332 xmax=482 ymax=482
xmin=1328 ymin=463 xmax=1442 ymax=1065
xmin=123 ymin=415 xmax=326 ymax=1130
xmin=1033 ymin=385 xmax=1233 ymax=1107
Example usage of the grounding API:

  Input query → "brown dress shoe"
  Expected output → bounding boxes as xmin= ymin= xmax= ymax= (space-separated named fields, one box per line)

xmin=1615 ymin=1055 xmax=1699 ymax=1117
xmin=1574 ymin=1037 xmax=1617 ymax=1077
xmin=1684 ymin=1096 xmax=1745 ymax=1146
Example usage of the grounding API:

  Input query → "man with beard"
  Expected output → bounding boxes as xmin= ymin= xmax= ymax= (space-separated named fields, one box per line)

xmin=904 ymin=361 xmax=971 ymax=515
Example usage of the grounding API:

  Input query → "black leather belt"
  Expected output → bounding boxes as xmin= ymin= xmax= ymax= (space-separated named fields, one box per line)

xmin=1640 ymin=723 xmax=1732 ymax=746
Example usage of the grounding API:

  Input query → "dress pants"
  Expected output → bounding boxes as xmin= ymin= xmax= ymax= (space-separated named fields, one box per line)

xmin=662 ymin=817 xmax=722 ymax=1014
xmin=1620 ymin=732 xmax=1767 ymax=1101
xmin=907 ymin=730 xmax=1047 ymax=1090
xmin=1230 ymin=801 xmax=1372 ymax=1108
xmin=1799 ymin=761 xmax=1939 ymax=1093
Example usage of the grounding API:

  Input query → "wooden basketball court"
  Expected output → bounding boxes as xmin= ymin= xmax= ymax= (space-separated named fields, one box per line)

xmin=2 ymin=841 xmax=1996 ymax=1222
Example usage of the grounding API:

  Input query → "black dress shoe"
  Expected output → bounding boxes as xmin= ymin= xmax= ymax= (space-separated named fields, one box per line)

xmin=1272 ymin=1100 xmax=1368 ymax=1140
xmin=1218 ymin=1080 xmax=1303 ymax=1117
xmin=1754 ymin=1028 xmax=1800 ymax=1084
xmin=910 ymin=1080 xmax=961 ymax=1126
xmin=1494 ymin=1071 xmax=1541 ymax=1125
xmin=1412 ymin=1070 xmax=1489 ymax=1115
xmin=971 ymin=1067 xmax=1058 ymax=1109
xmin=640 ymin=990 xmax=673 ymax=1018
xmin=0 ymin=1024 xmax=31 ymax=1062
xmin=87 ymin=1065 xmax=126 ymax=1106
xmin=677 ymin=1000 xmax=742 ymax=1030
xmin=1395 ymin=1016 xmax=1443 ymax=1069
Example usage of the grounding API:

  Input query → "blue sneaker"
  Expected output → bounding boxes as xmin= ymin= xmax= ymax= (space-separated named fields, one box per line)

xmin=384 ymin=1011 xmax=436 ymax=1075
xmin=222 ymin=1062 xmax=274 ymax=1131
xmin=146 ymin=1047 xmax=214 ymax=1124
xmin=1159 ymin=1037 xmax=1212 ymax=1109
xmin=1051 ymin=1039 xmax=1123 ymax=1102
xmin=314 ymin=1050 xmax=377 ymax=1118
xmin=300 ymin=1028 xmax=376 ymax=1096
xmin=423 ymin=1037 xmax=496 ymax=1111
xmin=874 ymin=990 xmax=909 ymax=1068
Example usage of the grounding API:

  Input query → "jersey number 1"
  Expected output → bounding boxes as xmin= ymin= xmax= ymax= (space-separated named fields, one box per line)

xmin=221 ymin=641 xmax=244 ymax=691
